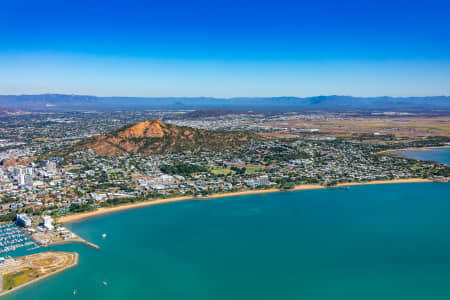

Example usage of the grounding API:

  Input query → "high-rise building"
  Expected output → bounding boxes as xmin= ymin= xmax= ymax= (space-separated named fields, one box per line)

xmin=26 ymin=167 xmax=33 ymax=176
xmin=42 ymin=216 xmax=54 ymax=230
xmin=17 ymin=173 xmax=26 ymax=185
xmin=46 ymin=161 xmax=57 ymax=173
xmin=24 ymin=174 xmax=33 ymax=186
xmin=14 ymin=167 xmax=25 ymax=176
xmin=16 ymin=214 xmax=32 ymax=227
xmin=257 ymin=175 xmax=270 ymax=186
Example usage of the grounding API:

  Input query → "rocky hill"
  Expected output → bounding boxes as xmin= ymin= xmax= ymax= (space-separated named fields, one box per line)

xmin=63 ymin=119 xmax=256 ymax=156
xmin=1 ymin=157 xmax=35 ymax=167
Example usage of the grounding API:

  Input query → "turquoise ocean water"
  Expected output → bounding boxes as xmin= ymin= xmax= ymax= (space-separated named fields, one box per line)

xmin=4 ymin=182 xmax=450 ymax=300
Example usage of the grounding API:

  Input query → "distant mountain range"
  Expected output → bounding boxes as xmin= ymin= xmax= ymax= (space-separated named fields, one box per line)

xmin=0 ymin=94 xmax=449 ymax=112
xmin=56 ymin=119 xmax=255 ymax=156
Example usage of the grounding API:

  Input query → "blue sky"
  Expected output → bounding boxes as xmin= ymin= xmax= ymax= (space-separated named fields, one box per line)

xmin=1 ymin=0 xmax=449 ymax=97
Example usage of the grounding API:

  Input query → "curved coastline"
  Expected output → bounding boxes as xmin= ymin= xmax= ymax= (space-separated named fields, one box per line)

xmin=58 ymin=178 xmax=440 ymax=224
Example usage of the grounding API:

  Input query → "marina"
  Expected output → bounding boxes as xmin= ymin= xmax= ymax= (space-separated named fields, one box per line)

xmin=0 ymin=223 xmax=38 ymax=255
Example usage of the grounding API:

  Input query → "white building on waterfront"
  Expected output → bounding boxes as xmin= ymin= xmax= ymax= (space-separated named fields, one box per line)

xmin=257 ymin=175 xmax=270 ymax=186
xmin=42 ymin=216 xmax=54 ymax=230
xmin=16 ymin=213 xmax=32 ymax=227
xmin=90 ymin=192 xmax=107 ymax=202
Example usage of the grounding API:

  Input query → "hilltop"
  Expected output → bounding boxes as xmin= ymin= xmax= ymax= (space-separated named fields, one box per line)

xmin=62 ymin=119 xmax=256 ymax=156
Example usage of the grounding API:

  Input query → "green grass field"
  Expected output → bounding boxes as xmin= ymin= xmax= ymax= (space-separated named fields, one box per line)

xmin=210 ymin=167 xmax=235 ymax=175
xmin=245 ymin=165 xmax=263 ymax=174
xmin=4 ymin=269 xmax=34 ymax=290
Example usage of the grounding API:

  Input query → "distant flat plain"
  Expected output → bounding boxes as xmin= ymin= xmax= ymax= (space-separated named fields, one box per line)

xmin=261 ymin=116 xmax=450 ymax=138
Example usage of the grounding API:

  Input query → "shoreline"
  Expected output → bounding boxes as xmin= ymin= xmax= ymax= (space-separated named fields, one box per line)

xmin=381 ymin=145 xmax=450 ymax=153
xmin=58 ymin=178 xmax=441 ymax=224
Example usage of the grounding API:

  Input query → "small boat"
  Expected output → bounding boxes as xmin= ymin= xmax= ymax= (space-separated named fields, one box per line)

xmin=102 ymin=281 xmax=107 ymax=286
xmin=102 ymin=233 xmax=107 ymax=238
xmin=73 ymin=289 xmax=77 ymax=295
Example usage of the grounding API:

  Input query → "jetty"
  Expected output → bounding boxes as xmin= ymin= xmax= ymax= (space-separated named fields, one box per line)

xmin=45 ymin=239 xmax=100 ymax=250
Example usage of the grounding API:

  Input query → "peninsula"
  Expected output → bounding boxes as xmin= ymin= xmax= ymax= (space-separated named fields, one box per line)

xmin=0 ymin=252 xmax=78 ymax=297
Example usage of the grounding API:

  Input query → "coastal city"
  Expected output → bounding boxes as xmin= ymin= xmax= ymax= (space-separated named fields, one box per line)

xmin=0 ymin=110 xmax=449 ymax=221
xmin=0 ymin=109 xmax=449 ymax=295
xmin=2 ymin=0 xmax=450 ymax=298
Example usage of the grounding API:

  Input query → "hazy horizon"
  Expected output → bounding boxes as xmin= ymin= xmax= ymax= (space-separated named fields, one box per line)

xmin=1 ymin=93 xmax=450 ymax=99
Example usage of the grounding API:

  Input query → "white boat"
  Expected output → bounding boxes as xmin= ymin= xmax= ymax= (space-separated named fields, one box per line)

xmin=73 ymin=289 xmax=77 ymax=295
xmin=102 ymin=233 xmax=107 ymax=238
xmin=102 ymin=281 xmax=107 ymax=286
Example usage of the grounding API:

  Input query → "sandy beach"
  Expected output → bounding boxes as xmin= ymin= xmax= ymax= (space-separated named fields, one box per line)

xmin=57 ymin=178 xmax=441 ymax=223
